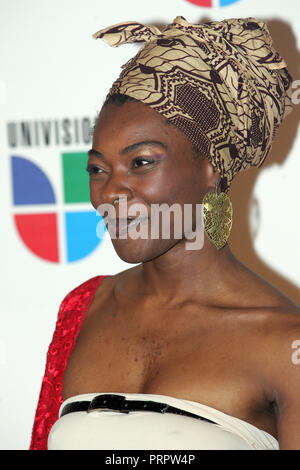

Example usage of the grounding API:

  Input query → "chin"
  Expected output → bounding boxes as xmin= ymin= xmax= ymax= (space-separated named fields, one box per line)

xmin=111 ymin=237 xmax=178 ymax=264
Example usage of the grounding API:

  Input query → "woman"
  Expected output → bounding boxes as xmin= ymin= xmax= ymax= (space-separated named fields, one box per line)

xmin=30 ymin=16 xmax=300 ymax=450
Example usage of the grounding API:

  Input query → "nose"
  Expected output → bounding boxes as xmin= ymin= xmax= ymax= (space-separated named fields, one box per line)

xmin=112 ymin=195 xmax=127 ymax=207
xmin=93 ymin=170 xmax=133 ymax=208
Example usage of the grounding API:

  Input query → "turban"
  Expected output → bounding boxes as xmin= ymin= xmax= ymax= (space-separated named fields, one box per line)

xmin=92 ymin=16 xmax=293 ymax=192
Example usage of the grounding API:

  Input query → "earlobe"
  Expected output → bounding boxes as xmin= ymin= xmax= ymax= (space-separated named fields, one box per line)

xmin=203 ymin=158 xmax=221 ymax=192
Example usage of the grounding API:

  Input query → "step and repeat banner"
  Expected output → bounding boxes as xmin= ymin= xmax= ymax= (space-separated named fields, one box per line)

xmin=1 ymin=0 xmax=299 ymax=449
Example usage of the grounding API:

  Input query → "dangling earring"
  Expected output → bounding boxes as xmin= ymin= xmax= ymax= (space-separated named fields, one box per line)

xmin=202 ymin=182 xmax=233 ymax=250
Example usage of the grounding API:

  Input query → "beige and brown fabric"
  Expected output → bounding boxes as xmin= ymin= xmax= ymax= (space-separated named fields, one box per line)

xmin=92 ymin=16 xmax=293 ymax=191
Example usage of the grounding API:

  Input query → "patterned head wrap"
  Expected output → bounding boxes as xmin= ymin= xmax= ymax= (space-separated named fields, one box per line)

xmin=92 ymin=16 xmax=293 ymax=192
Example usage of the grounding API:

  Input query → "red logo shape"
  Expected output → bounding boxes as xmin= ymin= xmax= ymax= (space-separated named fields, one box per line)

xmin=185 ymin=0 xmax=212 ymax=6
xmin=14 ymin=213 xmax=59 ymax=262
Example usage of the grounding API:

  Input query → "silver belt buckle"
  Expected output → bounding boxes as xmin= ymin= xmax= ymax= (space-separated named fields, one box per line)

xmin=88 ymin=407 xmax=120 ymax=413
xmin=87 ymin=394 xmax=128 ymax=414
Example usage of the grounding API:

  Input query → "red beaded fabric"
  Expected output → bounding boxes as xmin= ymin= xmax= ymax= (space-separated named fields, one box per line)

xmin=29 ymin=275 xmax=109 ymax=450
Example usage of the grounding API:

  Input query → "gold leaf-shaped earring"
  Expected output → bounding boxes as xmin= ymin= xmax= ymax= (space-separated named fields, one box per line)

xmin=202 ymin=186 xmax=233 ymax=250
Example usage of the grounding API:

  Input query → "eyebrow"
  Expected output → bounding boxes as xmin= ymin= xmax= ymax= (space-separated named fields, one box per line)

xmin=88 ymin=140 xmax=168 ymax=160
xmin=88 ymin=148 xmax=104 ymax=159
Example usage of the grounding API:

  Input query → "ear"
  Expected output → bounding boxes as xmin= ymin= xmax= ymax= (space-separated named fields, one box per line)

xmin=202 ymin=157 xmax=221 ymax=192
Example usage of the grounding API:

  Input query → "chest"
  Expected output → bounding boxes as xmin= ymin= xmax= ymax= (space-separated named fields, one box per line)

xmin=61 ymin=300 xmax=275 ymax=436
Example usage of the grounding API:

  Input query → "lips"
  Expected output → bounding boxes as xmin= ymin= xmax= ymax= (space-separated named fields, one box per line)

xmin=105 ymin=216 xmax=139 ymax=225
xmin=105 ymin=215 xmax=149 ymax=237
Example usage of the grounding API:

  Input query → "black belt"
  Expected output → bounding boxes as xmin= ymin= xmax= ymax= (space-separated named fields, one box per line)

xmin=60 ymin=393 xmax=218 ymax=425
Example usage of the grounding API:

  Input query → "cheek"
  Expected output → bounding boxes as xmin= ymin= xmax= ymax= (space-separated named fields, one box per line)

xmin=142 ymin=164 xmax=201 ymax=206
xmin=89 ymin=179 xmax=101 ymax=209
xmin=140 ymin=172 xmax=172 ymax=203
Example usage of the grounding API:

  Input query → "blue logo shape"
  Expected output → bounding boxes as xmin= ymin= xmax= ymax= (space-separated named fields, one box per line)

xmin=219 ymin=0 xmax=240 ymax=6
xmin=65 ymin=211 xmax=106 ymax=262
xmin=11 ymin=156 xmax=56 ymax=205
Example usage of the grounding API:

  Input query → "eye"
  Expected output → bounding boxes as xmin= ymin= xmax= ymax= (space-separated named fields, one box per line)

xmin=131 ymin=157 xmax=155 ymax=169
xmin=86 ymin=164 xmax=104 ymax=175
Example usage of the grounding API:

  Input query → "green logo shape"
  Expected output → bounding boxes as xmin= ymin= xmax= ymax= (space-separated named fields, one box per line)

xmin=62 ymin=152 xmax=90 ymax=203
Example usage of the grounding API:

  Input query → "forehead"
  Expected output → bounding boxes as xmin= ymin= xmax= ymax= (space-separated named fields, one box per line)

xmin=93 ymin=100 xmax=191 ymax=151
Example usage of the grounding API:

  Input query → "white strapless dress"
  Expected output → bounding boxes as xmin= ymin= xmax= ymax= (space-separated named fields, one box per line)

xmin=47 ymin=392 xmax=279 ymax=450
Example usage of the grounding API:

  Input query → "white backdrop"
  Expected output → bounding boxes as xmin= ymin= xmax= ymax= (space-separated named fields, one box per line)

xmin=0 ymin=0 xmax=299 ymax=450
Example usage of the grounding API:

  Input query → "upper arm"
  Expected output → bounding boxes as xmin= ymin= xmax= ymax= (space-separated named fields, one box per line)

xmin=271 ymin=317 xmax=300 ymax=450
xmin=30 ymin=277 xmax=101 ymax=450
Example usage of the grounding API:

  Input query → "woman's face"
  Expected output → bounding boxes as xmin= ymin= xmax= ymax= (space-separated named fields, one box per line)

xmin=88 ymin=100 xmax=214 ymax=263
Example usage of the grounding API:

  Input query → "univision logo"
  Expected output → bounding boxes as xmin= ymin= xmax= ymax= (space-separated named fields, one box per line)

xmin=185 ymin=0 xmax=240 ymax=7
xmin=11 ymin=153 xmax=106 ymax=263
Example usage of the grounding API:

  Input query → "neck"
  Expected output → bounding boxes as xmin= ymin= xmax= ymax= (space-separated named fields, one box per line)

xmin=137 ymin=235 xmax=242 ymax=307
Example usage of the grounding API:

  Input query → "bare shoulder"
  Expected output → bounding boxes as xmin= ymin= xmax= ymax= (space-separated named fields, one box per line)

xmin=243 ymin=270 xmax=300 ymax=368
xmin=256 ymin=302 xmax=300 ymax=360
xmin=246 ymin=279 xmax=300 ymax=402
xmin=254 ymin=301 xmax=300 ymax=450
xmin=228 ymin=262 xmax=300 ymax=390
